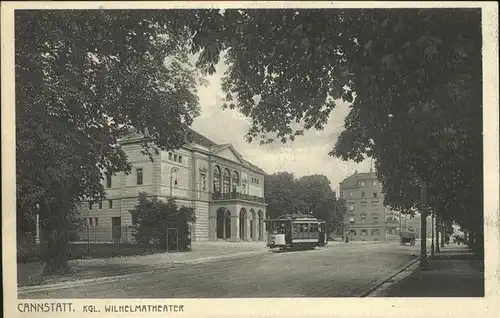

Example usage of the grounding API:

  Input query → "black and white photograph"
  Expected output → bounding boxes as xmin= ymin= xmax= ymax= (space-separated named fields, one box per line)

xmin=2 ymin=1 xmax=499 ymax=317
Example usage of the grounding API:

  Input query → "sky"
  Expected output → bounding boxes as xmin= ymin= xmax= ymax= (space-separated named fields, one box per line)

xmin=190 ymin=60 xmax=372 ymax=195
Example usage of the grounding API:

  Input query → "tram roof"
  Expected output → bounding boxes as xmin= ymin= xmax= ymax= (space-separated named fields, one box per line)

xmin=268 ymin=213 xmax=323 ymax=221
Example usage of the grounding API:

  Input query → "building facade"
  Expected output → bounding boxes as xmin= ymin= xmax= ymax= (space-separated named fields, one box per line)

xmin=78 ymin=129 xmax=267 ymax=243
xmin=340 ymin=170 xmax=399 ymax=241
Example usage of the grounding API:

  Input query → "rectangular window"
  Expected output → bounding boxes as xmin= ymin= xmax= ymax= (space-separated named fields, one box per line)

xmin=361 ymin=192 xmax=365 ymax=198
xmin=349 ymin=206 xmax=354 ymax=211
xmin=349 ymin=216 xmax=355 ymax=224
xmin=98 ymin=201 xmax=102 ymax=209
xmin=173 ymin=154 xmax=178 ymax=162
xmin=178 ymin=155 xmax=182 ymax=163
xmin=168 ymin=152 xmax=172 ymax=160
xmin=373 ymin=216 xmax=379 ymax=224
xmin=106 ymin=173 xmax=112 ymax=188
xmin=373 ymin=192 xmax=378 ymax=198
xmin=361 ymin=215 xmax=366 ymax=223
xmin=95 ymin=218 xmax=99 ymax=226
xmin=89 ymin=202 xmax=93 ymax=210
xmin=89 ymin=218 xmax=93 ymax=226
xmin=108 ymin=200 xmax=113 ymax=209
xmin=136 ymin=168 xmax=143 ymax=185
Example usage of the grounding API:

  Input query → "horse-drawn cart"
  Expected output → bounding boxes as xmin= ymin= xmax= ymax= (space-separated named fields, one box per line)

xmin=399 ymin=231 xmax=416 ymax=246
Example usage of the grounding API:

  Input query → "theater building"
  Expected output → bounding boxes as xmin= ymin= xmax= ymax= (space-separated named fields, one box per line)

xmin=339 ymin=170 xmax=399 ymax=241
xmin=78 ymin=129 xmax=267 ymax=243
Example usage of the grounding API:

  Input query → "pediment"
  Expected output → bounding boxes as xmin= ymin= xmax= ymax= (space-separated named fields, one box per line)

xmin=212 ymin=145 xmax=243 ymax=163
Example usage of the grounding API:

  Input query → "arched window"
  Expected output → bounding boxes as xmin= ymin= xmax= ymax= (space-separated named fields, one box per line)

xmin=223 ymin=168 xmax=230 ymax=194
xmin=213 ymin=166 xmax=221 ymax=194
xmin=232 ymin=171 xmax=239 ymax=193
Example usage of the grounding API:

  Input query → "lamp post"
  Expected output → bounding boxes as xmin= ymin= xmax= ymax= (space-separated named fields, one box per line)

xmin=419 ymin=180 xmax=428 ymax=269
xmin=35 ymin=203 xmax=40 ymax=245
xmin=431 ymin=210 xmax=435 ymax=257
xmin=170 ymin=167 xmax=179 ymax=198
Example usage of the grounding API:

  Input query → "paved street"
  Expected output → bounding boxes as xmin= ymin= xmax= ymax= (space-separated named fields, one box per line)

xmin=19 ymin=242 xmax=422 ymax=298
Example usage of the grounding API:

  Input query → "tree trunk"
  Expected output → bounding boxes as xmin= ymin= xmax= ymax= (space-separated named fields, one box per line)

xmin=435 ymin=215 xmax=440 ymax=253
xmin=440 ymin=221 xmax=445 ymax=247
xmin=43 ymin=228 xmax=71 ymax=275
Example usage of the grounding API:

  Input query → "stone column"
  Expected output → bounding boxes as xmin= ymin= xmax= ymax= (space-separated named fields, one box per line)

xmin=208 ymin=216 xmax=217 ymax=241
xmin=230 ymin=213 xmax=240 ymax=242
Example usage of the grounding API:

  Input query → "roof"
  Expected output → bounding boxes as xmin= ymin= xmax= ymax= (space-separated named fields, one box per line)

xmin=187 ymin=129 xmax=218 ymax=148
xmin=340 ymin=170 xmax=378 ymax=188
xmin=121 ymin=127 xmax=266 ymax=175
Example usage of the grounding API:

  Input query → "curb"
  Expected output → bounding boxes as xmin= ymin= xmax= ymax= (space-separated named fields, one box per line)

xmin=359 ymin=250 xmax=431 ymax=297
xmin=18 ymin=250 xmax=265 ymax=294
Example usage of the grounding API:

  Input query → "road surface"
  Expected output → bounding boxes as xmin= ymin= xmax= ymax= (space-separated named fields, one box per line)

xmin=19 ymin=242 xmax=422 ymax=298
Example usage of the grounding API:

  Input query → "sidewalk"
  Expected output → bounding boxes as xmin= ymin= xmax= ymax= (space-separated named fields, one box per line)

xmin=373 ymin=244 xmax=484 ymax=297
xmin=18 ymin=241 xmax=267 ymax=288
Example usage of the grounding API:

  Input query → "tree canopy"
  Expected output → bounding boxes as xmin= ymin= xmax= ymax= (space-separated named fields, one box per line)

xmin=264 ymin=172 xmax=346 ymax=229
xmin=16 ymin=10 xmax=204 ymax=272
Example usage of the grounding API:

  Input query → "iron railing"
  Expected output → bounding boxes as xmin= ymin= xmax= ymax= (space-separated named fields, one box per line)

xmin=212 ymin=192 xmax=265 ymax=203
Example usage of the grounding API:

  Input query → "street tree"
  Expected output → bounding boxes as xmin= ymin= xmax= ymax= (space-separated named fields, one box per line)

xmin=16 ymin=10 xmax=204 ymax=274
xmin=264 ymin=172 xmax=303 ymax=218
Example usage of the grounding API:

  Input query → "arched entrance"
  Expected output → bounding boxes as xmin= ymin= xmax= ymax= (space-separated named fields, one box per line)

xmin=250 ymin=209 xmax=256 ymax=240
xmin=239 ymin=208 xmax=247 ymax=240
xmin=225 ymin=210 xmax=231 ymax=239
xmin=216 ymin=207 xmax=231 ymax=240
xmin=258 ymin=210 xmax=263 ymax=240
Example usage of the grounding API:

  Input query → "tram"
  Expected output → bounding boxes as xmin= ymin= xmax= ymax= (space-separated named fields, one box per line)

xmin=265 ymin=214 xmax=327 ymax=250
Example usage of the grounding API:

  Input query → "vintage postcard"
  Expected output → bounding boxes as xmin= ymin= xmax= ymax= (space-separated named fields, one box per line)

xmin=2 ymin=1 xmax=499 ymax=318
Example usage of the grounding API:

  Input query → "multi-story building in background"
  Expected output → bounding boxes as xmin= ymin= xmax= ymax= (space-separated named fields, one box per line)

xmin=78 ymin=128 xmax=267 ymax=243
xmin=339 ymin=170 xmax=388 ymax=241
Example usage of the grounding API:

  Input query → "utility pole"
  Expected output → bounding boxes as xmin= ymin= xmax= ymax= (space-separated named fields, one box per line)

xmin=419 ymin=180 xmax=428 ymax=269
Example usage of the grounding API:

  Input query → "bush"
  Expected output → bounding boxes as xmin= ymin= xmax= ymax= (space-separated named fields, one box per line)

xmin=129 ymin=192 xmax=196 ymax=251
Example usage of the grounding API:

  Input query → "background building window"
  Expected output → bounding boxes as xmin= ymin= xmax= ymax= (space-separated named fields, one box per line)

xmin=98 ymin=201 xmax=102 ymax=209
xmin=361 ymin=181 xmax=365 ymax=186
xmin=373 ymin=192 xmax=378 ymax=198
xmin=223 ymin=168 xmax=231 ymax=194
xmin=136 ymin=168 xmax=143 ymax=185
xmin=174 ymin=154 xmax=177 ymax=162
xmin=350 ymin=229 xmax=356 ymax=236
xmin=372 ymin=229 xmax=380 ymax=236
xmin=89 ymin=202 xmax=93 ymax=210
xmin=178 ymin=155 xmax=183 ymax=163
xmin=349 ymin=206 xmax=354 ymax=211
xmin=361 ymin=229 xmax=368 ymax=236
xmin=95 ymin=218 xmax=99 ymax=226
xmin=89 ymin=218 xmax=93 ymax=226
xmin=168 ymin=152 xmax=172 ymax=160
xmin=361 ymin=192 xmax=365 ymax=198
xmin=360 ymin=214 xmax=367 ymax=223
xmin=349 ymin=192 xmax=353 ymax=197
xmin=108 ymin=200 xmax=113 ymax=209
xmin=373 ymin=214 xmax=379 ymax=224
